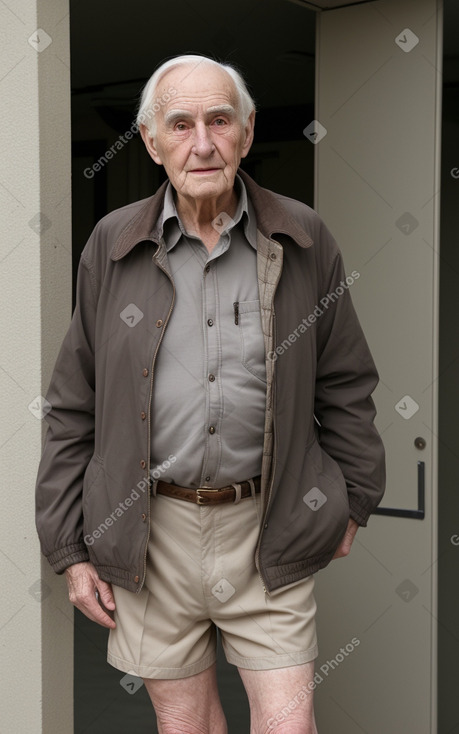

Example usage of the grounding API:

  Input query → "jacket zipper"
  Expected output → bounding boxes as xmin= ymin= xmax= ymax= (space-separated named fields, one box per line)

xmin=255 ymin=309 xmax=277 ymax=595
xmin=139 ymin=247 xmax=175 ymax=591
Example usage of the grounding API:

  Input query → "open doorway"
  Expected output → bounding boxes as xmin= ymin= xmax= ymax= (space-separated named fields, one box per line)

xmin=70 ymin=0 xmax=316 ymax=283
xmin=70 ymin=1 xmax=316 ymax=730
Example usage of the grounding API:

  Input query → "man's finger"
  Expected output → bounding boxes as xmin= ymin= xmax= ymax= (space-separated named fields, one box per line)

xmin=66 ymin=563 xmax=116 ymax=628
xmin=75 ymin=590 xmax=116 ymax=629
xmin=332 ymin=519 xmax=359 ymax=559
xmin=97 ymin=579 xmax=116 ymax=610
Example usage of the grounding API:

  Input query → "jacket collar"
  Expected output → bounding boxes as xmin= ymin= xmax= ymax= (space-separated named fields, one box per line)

xmin=110 ymin=168 xmax=313 ymax=261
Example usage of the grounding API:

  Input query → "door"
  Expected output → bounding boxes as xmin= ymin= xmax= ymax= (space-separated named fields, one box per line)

xmin=313 ymin=0 xmax=441 ymax=731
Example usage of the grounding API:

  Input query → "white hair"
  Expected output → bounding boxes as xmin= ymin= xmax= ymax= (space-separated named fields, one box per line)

xmin=136 ymin=54 xmax=256 ymax=136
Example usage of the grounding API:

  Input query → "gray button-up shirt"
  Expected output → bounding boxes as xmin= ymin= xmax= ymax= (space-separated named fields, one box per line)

xmin=150 ymin=175 xmax=266 ymax=488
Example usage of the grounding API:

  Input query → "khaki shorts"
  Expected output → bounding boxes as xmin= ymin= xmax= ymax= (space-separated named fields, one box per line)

xmin=107 ymin=492 xmax=318 ymax=679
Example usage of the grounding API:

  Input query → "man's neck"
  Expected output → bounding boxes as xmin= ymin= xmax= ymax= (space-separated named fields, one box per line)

xmin=174 ymin=188 xmax=239 ymax=253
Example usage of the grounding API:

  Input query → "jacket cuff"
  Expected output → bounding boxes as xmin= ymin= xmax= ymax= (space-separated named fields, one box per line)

xmin=349 ymin=496 xmax=373 ymax=527
xmin=46 ymin=543 xmax=90 ymax=574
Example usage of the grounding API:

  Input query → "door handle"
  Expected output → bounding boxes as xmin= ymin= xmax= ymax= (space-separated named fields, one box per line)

xmin=372 ymin=461 xmax=425 ymax=520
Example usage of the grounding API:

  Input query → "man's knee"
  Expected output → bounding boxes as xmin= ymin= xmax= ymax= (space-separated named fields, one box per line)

xmin=154 ymin=714 xmax=206 ymax=734
xmin=268 ymin=728 xmax=314 ymax=734
xmin=143 ymin=681 xmax=227 ymax=734
xmin=153 ymin=703 xmax=218 ymax=734
xmin=267 ymin=718 xmax=317 ymax=734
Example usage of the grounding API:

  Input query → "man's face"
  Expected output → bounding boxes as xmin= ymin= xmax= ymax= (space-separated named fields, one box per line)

xmin=141 ymin=64 xmax=254 ymax=203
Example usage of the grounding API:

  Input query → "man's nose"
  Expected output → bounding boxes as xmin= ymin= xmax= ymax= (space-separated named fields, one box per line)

xmin=191 ymin=122 xmax=214 ymax=157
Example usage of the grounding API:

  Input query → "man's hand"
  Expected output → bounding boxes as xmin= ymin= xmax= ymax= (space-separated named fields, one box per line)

xmin=65 ymin=561 xmax=116 ymax=629
xmin=332 ymin=518 xmax=359 ymax=559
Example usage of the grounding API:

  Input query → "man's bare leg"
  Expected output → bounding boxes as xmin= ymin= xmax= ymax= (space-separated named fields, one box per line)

xmin=238 ymin=661 xmax=319 ymax=734
xmin=142 ymin=662 xmax=227 ymax=734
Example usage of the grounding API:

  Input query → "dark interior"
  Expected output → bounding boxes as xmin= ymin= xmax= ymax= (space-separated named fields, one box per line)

xmin=70 ymin=0 xmax=459 ymax=731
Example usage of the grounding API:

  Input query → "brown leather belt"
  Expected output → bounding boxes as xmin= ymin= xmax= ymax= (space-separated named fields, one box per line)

xmin=156 ymin=476 xmax=261 ymax=505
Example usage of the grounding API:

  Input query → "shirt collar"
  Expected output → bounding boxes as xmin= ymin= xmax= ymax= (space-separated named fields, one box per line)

xmin=159 ymin=174 xmax=257 ymax=252
xmin=110 ymin=168 xmax=314 ymax=262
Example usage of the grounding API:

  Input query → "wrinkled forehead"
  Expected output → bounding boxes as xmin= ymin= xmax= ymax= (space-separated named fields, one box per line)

xmin=156 ymin=63 xmax=239 ymax=111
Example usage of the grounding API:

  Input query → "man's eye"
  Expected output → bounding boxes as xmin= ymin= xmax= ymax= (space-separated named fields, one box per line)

xmin=214 ymin=118 xmax=227 ymax=126
xmin=175 ymin=123 xmax=187 ymax=131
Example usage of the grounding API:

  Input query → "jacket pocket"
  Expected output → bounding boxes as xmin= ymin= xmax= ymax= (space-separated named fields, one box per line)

xmin=304 ymin=439 xmax=350 ymax=553
xmin=275 ymin=439 xmax=350 ymax=565
xmin=238 ymin=300 xmax=266 ymax=382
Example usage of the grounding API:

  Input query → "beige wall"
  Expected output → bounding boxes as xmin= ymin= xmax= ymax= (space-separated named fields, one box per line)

xmin=0 ymin=0 xmax=73 ymax=731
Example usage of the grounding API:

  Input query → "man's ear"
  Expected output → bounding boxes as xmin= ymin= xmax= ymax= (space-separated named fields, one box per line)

xmin=139 ymin=123 xmax=162 ymax=165
xmin=240 ymin=110 xmax=255 ymax=159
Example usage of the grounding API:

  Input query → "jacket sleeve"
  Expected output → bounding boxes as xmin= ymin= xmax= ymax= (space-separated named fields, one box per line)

xmin=314 ymin=222 xmax=386 ymax=527
xmin=35 ymin=253 xmax=97 ymax=573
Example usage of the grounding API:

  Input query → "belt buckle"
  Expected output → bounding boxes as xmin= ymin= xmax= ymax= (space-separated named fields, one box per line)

xmin=196 ymin=487 xmax=221 ymax=505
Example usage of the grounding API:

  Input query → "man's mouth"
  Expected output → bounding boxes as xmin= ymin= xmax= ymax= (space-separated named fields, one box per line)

xmin=189 ymin=168 xmax=220 ymax=174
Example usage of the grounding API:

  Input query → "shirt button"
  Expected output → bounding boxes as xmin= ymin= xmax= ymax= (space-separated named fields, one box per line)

xmin=140 ymin=411 xmax=146 ymax=420
xmin=207 ymin=319 xmax=214 ymax=327
xmin=208 ymin=426 xmax=215 ymax=434
xmin=134 ymin=575 xmax=140 ymax=583
xmin=156 ymin=319 xmax=163 ymax=328
xmin=205 ymin=476 xmax=211 ymax=482
xmin=141 ymin=513 xmax=147 ymax=522
xmin=140 ymin=459 xmax=146 ymax=469
xmin=142 ymin=368 xmax=149 ymax=377
xmin=208 ymin=374 xmax=215 ymax=382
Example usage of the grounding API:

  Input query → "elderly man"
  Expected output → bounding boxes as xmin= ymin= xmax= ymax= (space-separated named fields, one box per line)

xmin=35 ymin=54 xmax=385 ymax=733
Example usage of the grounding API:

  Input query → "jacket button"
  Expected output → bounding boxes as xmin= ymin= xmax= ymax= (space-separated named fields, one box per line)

xmin=269 ymin=252 xmax=277 ymax=260
xmin=134 ymin=575 xmax=140 ymax=583
xmin=207 ymin=319 xmax=214 ymax=327
xmin=208 ymin=426 xmax=215 ymax=435
xmin=208 ymin=374 xmax=215 ymax=382
xmin=140 ymin=411 xmax=146 ymax=420
xmin=140 ymin=459 xmax=146 ymax=469
xmin=156 ymin=319 xmax=163 ymax=328
xmin=142 ymin=368 xmax=149 ymax=377
xmin=141 ymin=513 xmax=147 ymax=521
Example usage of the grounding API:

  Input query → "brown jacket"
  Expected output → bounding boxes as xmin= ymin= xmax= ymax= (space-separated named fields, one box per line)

xmin=35 ymin=170 xmax=385 ymax=593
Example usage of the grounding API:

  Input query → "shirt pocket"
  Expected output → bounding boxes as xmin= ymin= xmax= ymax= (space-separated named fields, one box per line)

xmin=238 ymin=300 xmax=267 ymax=383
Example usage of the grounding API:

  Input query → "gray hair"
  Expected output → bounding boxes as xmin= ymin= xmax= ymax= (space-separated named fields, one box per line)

xmin=136 ymin=54 xmax=256 ymax=137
